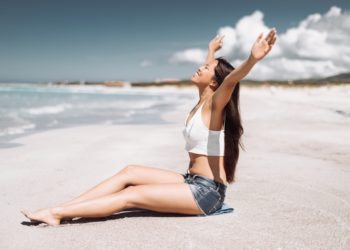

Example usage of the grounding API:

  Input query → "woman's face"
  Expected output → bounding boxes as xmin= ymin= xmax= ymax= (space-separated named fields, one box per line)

xmin=191 ymin=59 xmax=219 ymax=86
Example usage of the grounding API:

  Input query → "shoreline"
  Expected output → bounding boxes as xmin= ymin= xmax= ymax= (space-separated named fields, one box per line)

xmin=1 ymin=81 xmax=350 ymax=89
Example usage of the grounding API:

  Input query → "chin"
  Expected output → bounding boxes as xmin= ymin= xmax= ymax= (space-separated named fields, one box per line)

xmin=190 ymin=75 xmax=198 ymax=84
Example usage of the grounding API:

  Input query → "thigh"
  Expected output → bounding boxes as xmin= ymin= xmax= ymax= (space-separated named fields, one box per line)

xmin=123 ymin=183 xmax=205 ymax=215
xmin=122 ymin=164 xmax=185 ymax=186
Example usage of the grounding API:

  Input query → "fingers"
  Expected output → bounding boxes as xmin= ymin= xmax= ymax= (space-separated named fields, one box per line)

xmin=213 ymin=34 xmax=225 ymax=46
xmin=265 ymin=27 xmax=277 ymax=44
xmin=264 ymin=36 xmax=276 ymax=54
xmin=265 ymin=31 xmax=273 ymax=43
xmin=256 ymin=32 xmax=263 ymax=43
xmin=219 ymin=35 xmax=224 ymax=43
xmin=270 ymin=36 xmax=277 ymax=46
xmin=215 ymin=36 xmax=224 ymax=43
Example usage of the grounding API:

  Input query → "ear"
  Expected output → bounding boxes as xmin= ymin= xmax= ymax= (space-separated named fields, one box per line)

xmin=209 ymin=80 xmax=218 ymax=90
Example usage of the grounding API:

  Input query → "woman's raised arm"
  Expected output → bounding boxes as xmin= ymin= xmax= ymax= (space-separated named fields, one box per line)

xmin=212 ymin=28 xmax=277 ymax=111
xmin=204 ymin=34 xmax=225 ymax=65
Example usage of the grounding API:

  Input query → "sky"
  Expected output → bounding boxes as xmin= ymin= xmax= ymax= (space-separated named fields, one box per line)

xmin=1 ymin=0 xmax=350 ymax=83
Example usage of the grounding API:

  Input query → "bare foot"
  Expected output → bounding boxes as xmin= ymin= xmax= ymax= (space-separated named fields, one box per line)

xmin=21 ymin=208 xmax=61 ymax=226
xmin=20 ymin=211 xmax=40 ymax=224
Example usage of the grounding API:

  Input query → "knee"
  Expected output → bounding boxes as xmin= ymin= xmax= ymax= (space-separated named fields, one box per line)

xmin=120 ymin=185 xmax=137 ymax=209
xmin=119 ymin=165 xmax=141 ymax=183
xmin=122 ymin=164 xmax=139 ymax=174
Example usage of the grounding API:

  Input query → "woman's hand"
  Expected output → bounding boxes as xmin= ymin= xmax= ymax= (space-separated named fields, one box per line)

xmin=208 ymin=34 xmax=225 ymax=52
xmin=250 ymin=28 xmax=277 ymax=61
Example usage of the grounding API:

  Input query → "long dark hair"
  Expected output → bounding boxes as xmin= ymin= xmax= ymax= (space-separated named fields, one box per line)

xmin=213 ymin=57 xmax=245 ymax=183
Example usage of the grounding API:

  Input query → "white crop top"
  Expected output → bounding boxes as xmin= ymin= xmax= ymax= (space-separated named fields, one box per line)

xmin=182 ymin=101 xmax=225 ymax=156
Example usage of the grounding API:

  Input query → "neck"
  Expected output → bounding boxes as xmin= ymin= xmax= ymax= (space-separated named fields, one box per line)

xmin=198 ymin=85 xmax=214 ymax=103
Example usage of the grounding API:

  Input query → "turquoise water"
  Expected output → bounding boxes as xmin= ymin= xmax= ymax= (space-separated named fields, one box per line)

xmin=0 ymin=83 xmax=195 ymax=144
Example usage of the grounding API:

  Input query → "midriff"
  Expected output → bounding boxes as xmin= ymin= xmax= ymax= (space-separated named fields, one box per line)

xmin=187 ymin=152 xmax=228 ymax=186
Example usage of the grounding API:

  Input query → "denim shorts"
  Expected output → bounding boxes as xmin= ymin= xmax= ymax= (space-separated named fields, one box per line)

xmin=182 ymin=171 xmax=227 ymax=216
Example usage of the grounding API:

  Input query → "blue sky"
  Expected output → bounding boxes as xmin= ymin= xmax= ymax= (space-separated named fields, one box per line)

xmin=1 ymin=0 xmax=350 ymax=82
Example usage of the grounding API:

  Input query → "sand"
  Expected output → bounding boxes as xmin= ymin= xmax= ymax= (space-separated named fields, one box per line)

xmin=0 ymin=85 xmax=349 ymax=250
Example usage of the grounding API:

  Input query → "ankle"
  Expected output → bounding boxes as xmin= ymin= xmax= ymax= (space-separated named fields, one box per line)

xmin=50 ymin=207 xmax=63 ymax=220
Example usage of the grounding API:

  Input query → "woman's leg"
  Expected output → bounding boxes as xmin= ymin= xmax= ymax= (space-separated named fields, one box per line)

xmin=57 ymin=167 xmax=129 ymax=207
xmin=21 ymin=182 xmax=203 ymax=226
xmin=23 ymin=164 xmax=185 ymax=224
xmin=58 ymin=164 xmax=185 ymax=207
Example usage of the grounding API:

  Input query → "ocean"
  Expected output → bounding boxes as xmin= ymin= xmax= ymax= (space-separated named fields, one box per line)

xmin=0 ymin=83 xmax=196 ymax=145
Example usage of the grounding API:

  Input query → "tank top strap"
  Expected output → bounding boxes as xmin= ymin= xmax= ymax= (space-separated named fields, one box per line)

xmin=201 ymin=100 xmax=226 ymax=130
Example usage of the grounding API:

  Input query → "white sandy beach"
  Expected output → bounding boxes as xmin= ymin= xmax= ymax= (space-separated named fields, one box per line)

xmin=0 ymin=85 xmax=349 ymax=249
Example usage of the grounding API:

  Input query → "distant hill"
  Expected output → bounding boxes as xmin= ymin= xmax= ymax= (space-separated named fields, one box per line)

xmin=131 ymin=72 xmax=350 ymax=88
xmin=322 ymin=73 xmax=350 ymax=81
xmin=2 ymin=72 xmax=349 ymax=88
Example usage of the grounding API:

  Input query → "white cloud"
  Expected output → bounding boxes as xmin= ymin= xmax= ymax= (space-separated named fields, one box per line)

xmin=169 ymin=6 xmax=350 ymax=80
xmin=249 ymin=58 xmax=348 ymax=80
xmin=169 ymin=48 xmax=206 ymax=64
xmin=140 ymin=60 xmax=152 ymax=68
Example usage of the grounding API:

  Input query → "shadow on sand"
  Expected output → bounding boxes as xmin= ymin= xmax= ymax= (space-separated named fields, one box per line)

xmin=20 ymin=208 xmax=196 ymax=227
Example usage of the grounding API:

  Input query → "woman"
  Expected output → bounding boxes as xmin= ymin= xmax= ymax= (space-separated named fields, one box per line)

xmin=21 ymin=28 xmax=277 ymax=226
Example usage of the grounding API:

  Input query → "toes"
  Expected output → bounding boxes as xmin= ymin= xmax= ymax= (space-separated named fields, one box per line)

xmin=21 ymin=210 xmax=39 ymax=223
xmin=20 ymin=209 xmax=61 ymax=226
